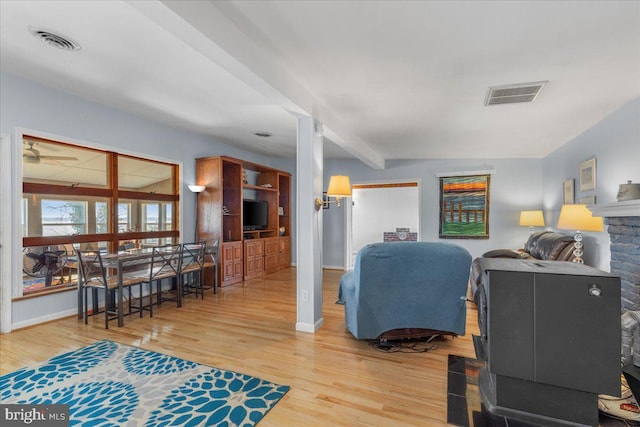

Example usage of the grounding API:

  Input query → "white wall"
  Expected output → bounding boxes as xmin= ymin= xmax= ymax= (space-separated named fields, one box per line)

xmin=542 ymin=98 xmax=640 ymax=270
xmin=0 ymin=71 xmax=290 ymax=328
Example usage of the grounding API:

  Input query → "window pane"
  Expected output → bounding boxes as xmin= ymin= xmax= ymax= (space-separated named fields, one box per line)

xmin=22 ymin=241 xmax=108 ymax=294
xmin=118 ymin=156 xmax=174 ymax=194
xmin=118 ymin=202 xmax=132 ymax=232
xmin=41 ymin=200 xmax=87 ymax=236
xmin=96 ymin=202 xmax=108 ymax=233
xmin=164 ymin=203 xmax=173 ymax=230
xmin=117 ymin=200 xmax=176 ymax=232
xmin=24 ymin=195 xmax=109 ymax=237
xmin=142 ymin=203 xmax=159 ymax=232
xmin=23 ymin=137 xmax=108 ymax=188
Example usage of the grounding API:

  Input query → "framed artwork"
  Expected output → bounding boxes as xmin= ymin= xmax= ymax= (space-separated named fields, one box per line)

xmin=579 ymin=158 xmax=597 ymax=191
xmin=439 ymin=174 xmax=490 ymax=239
xmin=563 ymin=179 xmax=574 ymax=204
xmin=578 ymin=195 xmax=596 ymax=205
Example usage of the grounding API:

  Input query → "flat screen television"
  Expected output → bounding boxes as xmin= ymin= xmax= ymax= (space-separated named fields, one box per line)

xmin=243 ymin=199 xmax=268 ymax=230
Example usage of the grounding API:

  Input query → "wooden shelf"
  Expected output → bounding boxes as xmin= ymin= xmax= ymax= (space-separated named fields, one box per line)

xmin=243 ymin=184 xmax=277 ymax=192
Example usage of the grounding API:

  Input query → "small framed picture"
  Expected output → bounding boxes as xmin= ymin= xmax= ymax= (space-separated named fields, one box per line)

xmin=563 ymin=178 xmax=574 ymax=204
xmin=579 ymin=158 xmax=597 ymax=191
xmin=578 ymin=195 xmax=596 ymax=205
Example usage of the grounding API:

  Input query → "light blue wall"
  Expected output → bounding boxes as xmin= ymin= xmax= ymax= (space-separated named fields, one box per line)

xmin=1 ymin=71 xmax=293 ymax=326
xmin=322 ymin=157 xmax=544 ymax=267
xmin=542 ymin=98 xmax=640 ymax=270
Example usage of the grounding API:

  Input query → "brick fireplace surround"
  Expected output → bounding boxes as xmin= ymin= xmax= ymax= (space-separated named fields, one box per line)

xmin=589 ymin=200 xmax=640 ymax=311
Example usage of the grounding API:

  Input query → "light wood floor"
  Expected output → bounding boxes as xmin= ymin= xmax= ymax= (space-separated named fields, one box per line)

xmin=0 ymin=268 xmax=479 ymax=426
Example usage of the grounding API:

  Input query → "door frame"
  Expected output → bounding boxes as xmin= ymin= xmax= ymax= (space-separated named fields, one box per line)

xmin=344 ymin=179 xmax=422 ymax=270
xmin=0 ymin=133 xmax=14 ymax=333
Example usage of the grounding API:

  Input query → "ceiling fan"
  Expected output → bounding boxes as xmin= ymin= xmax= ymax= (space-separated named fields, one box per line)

xmin=23 ymin=141 xmax=79 ymax=164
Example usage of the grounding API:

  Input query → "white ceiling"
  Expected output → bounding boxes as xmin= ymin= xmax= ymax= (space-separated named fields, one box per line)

xmin=1 ymin=0 xmax=639 ymax=169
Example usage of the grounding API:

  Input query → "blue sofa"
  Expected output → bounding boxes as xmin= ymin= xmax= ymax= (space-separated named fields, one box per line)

xmin=339 ymin=241 xmax=472 ymax=340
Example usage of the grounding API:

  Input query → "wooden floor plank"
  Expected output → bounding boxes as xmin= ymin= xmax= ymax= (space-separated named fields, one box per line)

xmin=0 ymin=267 xmax=479 ymax=426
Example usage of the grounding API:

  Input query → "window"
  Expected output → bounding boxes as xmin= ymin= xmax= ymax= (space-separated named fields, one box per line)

xmin=118 ymin=203 xmax=131 ymax=232
xmin=21 ymin=135 xmax=180 ymax=295
xmin=96 ymin=202 xmax=108 ymax=234
xmin=41 ymin=200 xmax=87 ymax=236
xmin=142 ymin=203 xmax=159 ymax=232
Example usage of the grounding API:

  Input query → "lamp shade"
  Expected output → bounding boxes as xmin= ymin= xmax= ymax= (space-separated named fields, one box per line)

xmin=326 ymin=175 xmax=352 ymax=198
xmin=557 ymin=204 xmax=603 ymax=232
xmin=519 ymin=210 xmax=545 ymax=227
xmin=188 ymin=184 xmax=206 ymax=193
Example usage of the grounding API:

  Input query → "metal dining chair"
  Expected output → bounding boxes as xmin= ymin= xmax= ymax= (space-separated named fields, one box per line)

xmin=204 ymin=239 xmax=219 ymax=294
xmin=181 ymin=242 xmax=206 ymax=299
xmin=142 ymin=243 xmax=182 ymax=312
xmin=76 ymin=249 xmax=147 ymax=329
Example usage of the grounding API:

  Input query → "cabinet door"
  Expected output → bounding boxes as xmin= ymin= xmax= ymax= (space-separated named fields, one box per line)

xmin=244 ymin=240 xmax=265 ymax=279
xmin=534 ymin=274 xmax=620 ymax=395
xmin=221 ymin=242 xmax=243 ymax=286
xmin=264 ymin=238 xmax=280 ymax=273
xmin=487 ymin=270 xmax=535 ymax=381
xmin=232 ymin=243 xmax=243 ymax=282
xmin=278 ymin=237 xmax=290 ymax=269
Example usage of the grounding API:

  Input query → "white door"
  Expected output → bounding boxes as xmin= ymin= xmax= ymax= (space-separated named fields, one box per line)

xmin=345 ymin=181 xmax=421 ymax=269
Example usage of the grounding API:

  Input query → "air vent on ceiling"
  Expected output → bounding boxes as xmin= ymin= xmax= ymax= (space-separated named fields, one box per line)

xmin=485 ymin=81 xmax=547 ymax=106
xmin=28 ymin=26 xmax=80 ymax=51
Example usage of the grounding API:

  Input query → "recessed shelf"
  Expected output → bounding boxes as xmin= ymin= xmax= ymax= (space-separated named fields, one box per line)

xmin=243 ymin=184 xmax=277 ymax=192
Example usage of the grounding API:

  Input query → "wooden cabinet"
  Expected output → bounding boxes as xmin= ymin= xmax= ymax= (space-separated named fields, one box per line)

xmin=195 ymin=155 xmax=291 ymax=286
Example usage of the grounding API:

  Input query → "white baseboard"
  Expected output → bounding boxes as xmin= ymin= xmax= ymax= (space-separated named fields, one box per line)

xmin=286 ymin=263 xmax=344 ymax=271
xmin=322 ymin=265 xmax=345 ymax=270
xmin=12 ymin=308 xmax=77 ymax=331
xmin=295 ymin=317 xmax=324 ymax=333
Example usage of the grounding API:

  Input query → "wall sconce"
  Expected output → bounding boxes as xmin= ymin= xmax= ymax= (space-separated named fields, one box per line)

xmin=557 ymin=204 xmax=603 ymax=264
xmin=315 ymin=175 xmax=352 ymax=210
xmin=188 ymin=185 xmax=206 ymax=193
xmin=519 ymin=210 xmax=545 ymax=235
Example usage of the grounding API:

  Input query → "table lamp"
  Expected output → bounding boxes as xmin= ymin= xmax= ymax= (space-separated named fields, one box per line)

xmin=556 ymin=204 xmax=603 ymax=264
xmin=519 ymin=210 xmax=545 ymax=235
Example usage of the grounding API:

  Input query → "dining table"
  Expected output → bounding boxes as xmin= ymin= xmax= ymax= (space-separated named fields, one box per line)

xmin=76 ymin=247 xmax=175 ymax=327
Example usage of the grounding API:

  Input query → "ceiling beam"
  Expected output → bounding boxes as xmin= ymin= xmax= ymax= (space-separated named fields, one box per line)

xmin=128 ymin=0 xmax=385 ymax=169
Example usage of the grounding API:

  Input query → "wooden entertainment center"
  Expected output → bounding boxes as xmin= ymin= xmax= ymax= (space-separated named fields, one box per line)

xmin=195 ymin=156 xmax=291 ymax=286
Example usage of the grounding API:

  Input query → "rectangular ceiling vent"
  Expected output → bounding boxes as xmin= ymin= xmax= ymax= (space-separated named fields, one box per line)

xmin=485 ymin=81 xmax=547 ymax=106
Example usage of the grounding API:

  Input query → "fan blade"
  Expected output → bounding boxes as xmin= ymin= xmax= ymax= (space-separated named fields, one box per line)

xmin=38 ymin=155 xmax=78 ymax=161
xmin=26 ymin=252 xmax=42 ymax=260
xmin=32 ymin=261 xmax=44 ymax=273
xmin=53 ymin=250 xmax=66 ymax=256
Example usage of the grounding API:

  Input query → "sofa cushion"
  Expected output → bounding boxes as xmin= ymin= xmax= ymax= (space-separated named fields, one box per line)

xmin=526 ymin=231 xmax=575 ymax=260
xmin=482 ymin=249 xmax=529 ymax=259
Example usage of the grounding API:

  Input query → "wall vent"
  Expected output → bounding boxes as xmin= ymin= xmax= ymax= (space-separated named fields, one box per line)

xmin=485 ymin=81 xmax=547 ymax=106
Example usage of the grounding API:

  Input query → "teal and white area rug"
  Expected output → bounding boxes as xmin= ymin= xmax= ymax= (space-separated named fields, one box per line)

xmin=0 ymin=340 xmax=289 ymax=426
